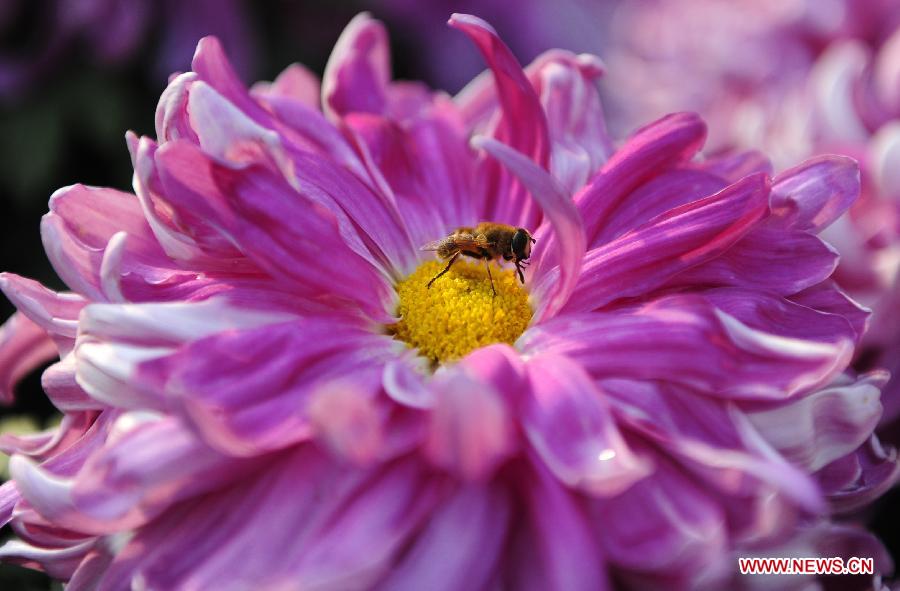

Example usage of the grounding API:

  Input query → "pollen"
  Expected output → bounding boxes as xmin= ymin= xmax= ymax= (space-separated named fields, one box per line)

xmin=388 ymin=260 xmax=532 ymax=364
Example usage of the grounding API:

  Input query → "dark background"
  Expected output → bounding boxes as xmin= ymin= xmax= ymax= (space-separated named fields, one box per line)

xmin=0 ymin=1 xmax=897 ymax=589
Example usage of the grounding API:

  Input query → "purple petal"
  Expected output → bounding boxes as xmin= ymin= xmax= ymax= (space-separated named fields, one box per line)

xmin=509 ymin=462 xmax=610 ymax=591
xmin=665 ymin=225 xmax=839 ymax=296
xmin=155 ymin=141 xmax=395 ymax=320
xmin=523 ymin=354 xmax=650 ymax=495
xmin=375 ymin=485 xmax=510 ymax=591
xmin=690 ymin=149 xmax=773 ymax=183
xmin=770 ymin=155 xmax=860 ymax=232
xmin=790 ymin=280 xmax=870 ymax=343
xmin=576 ymin=112 xmax=707 ymax=248
xmin=136 ymin=318 xmax=393 ymax=456
xmin=820 ymin=436 xmax=900 ymax=513
xmin=100 ymin=452 xmax=440 ymax=590
xmin=604 ymin=379 xmax=824 ymax=515
xmin=562 ymin=173 xmax=769 ymax=313
xmin=589 ymin=461 xmax=729 ymax=586
xmin=523 ymin=292 xmax=853 ymax=400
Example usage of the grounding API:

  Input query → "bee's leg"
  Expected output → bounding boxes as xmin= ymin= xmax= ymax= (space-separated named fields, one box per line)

xmin=484 ymin=260 xmax=496 ymax=297
xmin=427 ymin=252 xmax=460 ymax=289
xmin=516 ymin=261 xmax=525 ymax=284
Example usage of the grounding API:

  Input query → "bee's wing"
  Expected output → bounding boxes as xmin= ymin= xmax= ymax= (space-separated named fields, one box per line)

xmin=420 ymin=239 xmax=448 ymax=251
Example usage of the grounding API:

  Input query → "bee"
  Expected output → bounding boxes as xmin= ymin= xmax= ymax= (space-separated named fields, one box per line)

xmin=420 ymin=222 xmax=536 ymax=295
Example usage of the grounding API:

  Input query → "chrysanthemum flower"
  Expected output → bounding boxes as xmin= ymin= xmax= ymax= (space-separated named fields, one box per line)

xmin=0 ymin=12 xmax=896 ymax=590
xmin=604 ymin=0 xmax=900 ymax=442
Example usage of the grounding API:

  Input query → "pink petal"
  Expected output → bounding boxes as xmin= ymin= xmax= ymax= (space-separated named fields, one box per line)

xmin=69 ymin=414 xmax=251 ymax=530
xmin=604 ymin=379 xmax=824 ymax=516
xmin=448 ymin=14 xmax=549 ymax=169
xmin=42 ymin=355 xmax=101 ymax=412
xmin=0 ymin=274 xmax=84 ymax=354
xmin=190 ymin=36 xmax=269 ymax=127
xmin=449 ymin=13 xmax=551 ymax=229
xmin=531 ymin=51 xmax=612 ymax=194
xmin=322 ymin=13 xmax=390 ymax=119
xmin=591 ymin=168 xmax=726 ymax=245
xmin=426 ymin=358 xmax=517 ymax=481
xmin=250 ymin=63 xmax=321 ymax=108
xmin=40 ymin=185 xmax=164 ymax=301
xmin=74 ymin=299 xmax=293 ymax=410
xmin=308 ymin=378 xmax=386 ymax=466
xmin=0 ymin=313 xmax=58 ymax=403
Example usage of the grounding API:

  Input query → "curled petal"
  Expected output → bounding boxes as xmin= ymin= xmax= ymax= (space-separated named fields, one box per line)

xmin=0 ymin=313 xmax=58 ymax=403
xmin=0 ymin=274 xmax=84 ymax=353
xmin=770 ymin=155 xmax=860 ymax=232
xmin=531 ymin=51 xmax=612 ymax=193
xmin=449 ymin=14 xmax=550 ymax=169
xmin=820 ymin=436 xmax=900 ymax=514
xmin=322 ymin=13 xmax=390 ymax=119
xmin=450 ymin=13 xmax=550 ymax=228
xmin=190 ymin=36 xmax=269 ymax=126
xmin=748 ymin=372 xmax=885 ymax=473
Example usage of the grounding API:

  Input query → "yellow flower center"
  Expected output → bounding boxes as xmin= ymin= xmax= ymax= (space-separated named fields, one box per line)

xmin=388 ymin=260 xmax=532 ymax=364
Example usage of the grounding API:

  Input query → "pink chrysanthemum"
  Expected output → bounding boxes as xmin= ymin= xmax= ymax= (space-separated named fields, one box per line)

xmin=604 ymin=0 xmax=900 ymax=440
xmin=0 ymin=13 xmax=896 ymax=590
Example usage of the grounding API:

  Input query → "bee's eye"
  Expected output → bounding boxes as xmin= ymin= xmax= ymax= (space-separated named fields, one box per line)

xmin=512 ymin=229 xmax=529 ymax=258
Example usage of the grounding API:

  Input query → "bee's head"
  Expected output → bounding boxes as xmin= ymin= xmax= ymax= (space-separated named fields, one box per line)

xmin=512 ymin=228 xmax=535 ymax=261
